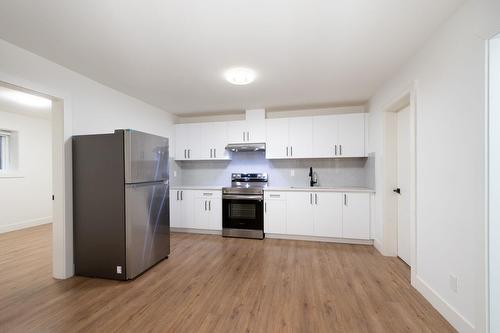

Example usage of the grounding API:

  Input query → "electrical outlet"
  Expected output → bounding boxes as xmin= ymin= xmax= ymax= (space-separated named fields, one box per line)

xmin=449 ymin=274 xmax=458 ymax=293
xmin=116 ymin=266 xmax=122 ymax=274
xmin=290 ymin=169 xmax=295 ymax=177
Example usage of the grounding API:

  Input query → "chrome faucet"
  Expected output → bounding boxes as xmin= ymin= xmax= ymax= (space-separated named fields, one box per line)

xmin=309 ymin=167 xmax=318 ymax=187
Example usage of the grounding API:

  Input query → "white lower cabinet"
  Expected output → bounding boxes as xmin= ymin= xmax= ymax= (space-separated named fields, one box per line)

xmin=265 ymin=190 xmax=370 ymax=241
xmin=313 ymin=192 xmax=343 ymax=238
xmin=170 ymin=189 xmax=195 ymax=228
xmin=286 ymin=192 xmax=315 ymax=236
xmin=194 ymin=193 xmax=222 ymax=230
xmin=170 ymin=189 xmax=221 ymax=231
xmin=264 ymin=193 xmax=287 ymax=234
xmin=170 ymin=190 xmax=182 ymax=227
xmin=341 ymin=192 xmax=370 ymax=240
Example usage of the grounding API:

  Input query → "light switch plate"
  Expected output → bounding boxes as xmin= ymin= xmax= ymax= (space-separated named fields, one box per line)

xmin=116 ymin=266 xmax=122 ymax=274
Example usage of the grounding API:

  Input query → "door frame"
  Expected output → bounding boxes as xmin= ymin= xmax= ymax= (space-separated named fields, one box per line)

xmin=0 ymin=72 xmax=74 ymax=279
xmin=486 ymin=32 xmax=500 ymax=333
xmin=381 ymin=81 xmax=417 ymax=284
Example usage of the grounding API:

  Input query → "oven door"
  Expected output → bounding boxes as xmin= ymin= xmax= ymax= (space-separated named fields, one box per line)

xmin=222 ymin=195 xmax=264 ymax=238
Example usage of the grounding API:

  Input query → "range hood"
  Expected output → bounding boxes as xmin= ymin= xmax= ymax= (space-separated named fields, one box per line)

xmin=225 ymin=143 xmax=266 ymax=152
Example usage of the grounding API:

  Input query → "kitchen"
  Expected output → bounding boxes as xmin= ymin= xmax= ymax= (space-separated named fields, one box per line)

xmin=170 ymin=108 xmax=374 ymax=243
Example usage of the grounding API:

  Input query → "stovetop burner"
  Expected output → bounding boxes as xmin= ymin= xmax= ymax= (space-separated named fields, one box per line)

xmin=222 ymin=173 xmax=268 ymax=195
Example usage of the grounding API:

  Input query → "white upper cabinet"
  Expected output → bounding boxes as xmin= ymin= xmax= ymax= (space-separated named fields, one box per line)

xmin=227 ymin=109 xmax=266 ymax=144
xmin=266 ymin=117 xmax=313 ymax=159
xmin=313 ymin=115 xmax=339 ymax=158
xmin=227 ymin=120 xmax=247 ymax=144
xmin=342 ymin=192 xmax=370 ymax=239
xmin=337 ymin=113 xmax=366 ymax=157
xmin=175 ymin=112 xmax=366 ymax=160
xmin=265 ymin=118 xmax=289 ymax=159
xmin=288 ymin=117 xmax=313 ymax=158
xmin=201 ymin=122 xmax=229 ymax=160
xmin=227 ymin=120 xmax=266 ymax=144
xmin=175 ymin=123 xmax=202 ymax=160
xmin=312 ymin=113 xmax=366 ymax=158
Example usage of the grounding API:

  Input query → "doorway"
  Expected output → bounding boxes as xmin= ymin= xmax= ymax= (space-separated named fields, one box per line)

xmin=381 ymin=83 xmax=417 ymax=281
xmin=0 ymin=79 xmax=71 ymax=279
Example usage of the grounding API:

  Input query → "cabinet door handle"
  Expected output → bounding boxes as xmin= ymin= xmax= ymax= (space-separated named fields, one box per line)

xmin=335 ymin=145 xmax=337 ymax=156
xmin=269 ymin=194 xmax=280 ymax=198
xmin=315 ymin=193 xmax=318 ymax=205
xmin=184 ymin=149 xmax=186 ymax=159
xmin=339 ymin=145 xmax=342 ymax=156
xmin=344 ymin=194 xmax=347 ymax=206
xmin=214 ymin=148 xmax=216 ymax=158
xmin=290 ymin=146 xmax=293 ymax=157
xmin=265 ymin=202 xmax=267 ymax=213
xmin=247 ymin=132 xmax=250 ymax=141
xmin=203 ymin=192 xmax=213 ymax=196
xmin=180 ymin=191 xmax=183 ymax=201
xmin=243 ymin=132 xmax=245 ymax=142
xmin=189 ymin=149 xmax=191 ymax=159
xmin=286 ymin=146 xmax=289 ymax=156
xmin=205 ymin=200 xmax=207 ymax=211
xmin=176 ymin=191 xmax=179 ymax=200
xmin=209 ymin=201 xmax=211 ymax=211
xmin=310 ymin=193 xmax=313 ymax=205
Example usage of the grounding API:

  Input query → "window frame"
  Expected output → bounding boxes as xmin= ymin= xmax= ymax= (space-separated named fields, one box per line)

xmin=0 ymin=130 xmax=11 ymax=171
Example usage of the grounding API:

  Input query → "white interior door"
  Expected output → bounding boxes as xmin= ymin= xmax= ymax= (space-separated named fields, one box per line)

xmin=397 ymin=107 xmax=411 ymax=265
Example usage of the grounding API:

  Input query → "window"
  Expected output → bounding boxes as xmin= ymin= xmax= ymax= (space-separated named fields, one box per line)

xmin=0 ymin=130 xmax=10 ymax=171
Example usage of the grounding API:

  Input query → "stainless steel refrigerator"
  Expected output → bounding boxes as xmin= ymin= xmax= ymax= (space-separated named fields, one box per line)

xmin=73 ymin=129 xmax=170 ymax=280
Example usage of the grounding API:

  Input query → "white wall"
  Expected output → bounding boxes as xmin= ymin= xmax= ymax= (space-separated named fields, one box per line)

xmin=489 ymin=34 xmax=500 ymax=333
xmin=0 ymin=38 xmax=176 ymax=278
xmin=367 ymin=0 xmax=500 ymax=332
xmin=0 ymin=110 xmax=52 ymax=232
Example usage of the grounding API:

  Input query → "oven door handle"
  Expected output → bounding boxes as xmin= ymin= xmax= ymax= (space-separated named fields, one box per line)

xmin=222 ymin=195 xmax=263 ymax=201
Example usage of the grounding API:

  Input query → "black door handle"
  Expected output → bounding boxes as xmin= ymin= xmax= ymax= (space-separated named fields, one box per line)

xmin=393 ymin=188 xmax=401 ymax=194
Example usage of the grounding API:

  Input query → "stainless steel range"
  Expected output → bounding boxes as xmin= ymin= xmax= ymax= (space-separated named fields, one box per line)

xmin=222 ymin=173 xmax=268 ymax=239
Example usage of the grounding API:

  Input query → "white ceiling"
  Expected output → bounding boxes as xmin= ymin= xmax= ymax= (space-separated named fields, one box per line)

xmin=0 ymin=85 xmax=51 ymax=118
xmin=0 ymin=0 xmax=463 ymax=115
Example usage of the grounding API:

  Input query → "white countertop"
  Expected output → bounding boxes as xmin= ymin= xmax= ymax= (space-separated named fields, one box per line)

xmin=170 ymin=186 xmax=223 ymax=190
xmin=264 ymin=186 xmax=375 ymax=193
xmin=170 ymin=185 xmax=374 ymax=193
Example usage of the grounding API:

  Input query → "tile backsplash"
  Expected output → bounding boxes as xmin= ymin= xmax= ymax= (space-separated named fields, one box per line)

xmin=172 ymin=151 xmax=374 ymax=188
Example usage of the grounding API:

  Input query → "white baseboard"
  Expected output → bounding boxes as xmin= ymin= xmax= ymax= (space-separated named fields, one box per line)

xmin=265 ymin=233 xmax=373 ymax=245
xmin=171 ymin=227 xmax=221 ymax=235
xmin=414 ymin=276 xmax=475 ymax=333
xmin=0 ymin=216 xmax=52 ymax=234
xmin=373 ymin=238 xmax=384 ymax=254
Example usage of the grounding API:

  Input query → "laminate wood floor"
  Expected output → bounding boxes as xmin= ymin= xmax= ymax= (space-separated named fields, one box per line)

xmin=0 ymin=224 xmax=456 ymax=333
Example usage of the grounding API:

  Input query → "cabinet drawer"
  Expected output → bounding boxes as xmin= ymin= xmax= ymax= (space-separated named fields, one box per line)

xmin=264 ymin=192 xmax=287 ymax=200
xmin=192 ymin=190 xmax=222 ymax=199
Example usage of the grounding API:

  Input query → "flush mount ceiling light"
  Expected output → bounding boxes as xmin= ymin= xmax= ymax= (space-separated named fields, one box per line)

xmin=0 ymin=90 xmax=52 ymax=108
xmin=224 ymin=67 xmax=257 ymax=85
